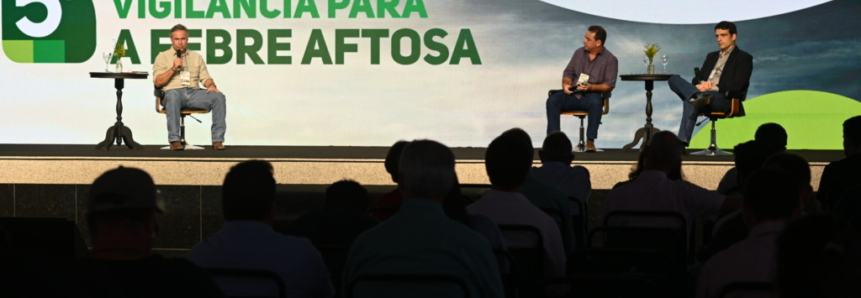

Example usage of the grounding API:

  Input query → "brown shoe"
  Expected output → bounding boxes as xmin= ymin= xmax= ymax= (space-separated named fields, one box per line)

xmin=586 ymin=140 xmax=597 ymax=152
xmin=212 ymin=142 xmax=225 ymax=150
xmin=170 ymin=141 xmax=184 ymax=151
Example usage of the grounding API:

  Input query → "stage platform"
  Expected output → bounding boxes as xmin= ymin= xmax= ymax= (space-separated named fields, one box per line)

xmin=0 ymin=144 xmax=841 ymax=257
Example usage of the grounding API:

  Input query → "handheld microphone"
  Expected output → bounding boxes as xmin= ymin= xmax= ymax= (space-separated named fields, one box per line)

xmin=175 ymin=49 xmax=182 ymax=71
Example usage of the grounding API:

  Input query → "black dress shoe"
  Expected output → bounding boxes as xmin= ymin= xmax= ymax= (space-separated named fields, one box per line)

xmin=691 ymin=92 xmax=714 ymax=108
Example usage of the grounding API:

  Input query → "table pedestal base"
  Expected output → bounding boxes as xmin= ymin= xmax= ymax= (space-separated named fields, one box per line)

xmin=96 ymin=123 xmax=142 ymax=150
xmin=621 ymin=125 xmax=661 ymax=152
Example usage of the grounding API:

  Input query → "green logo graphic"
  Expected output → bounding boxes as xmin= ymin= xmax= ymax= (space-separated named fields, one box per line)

xmin=2 ymin=0 xmax=96 ymax=63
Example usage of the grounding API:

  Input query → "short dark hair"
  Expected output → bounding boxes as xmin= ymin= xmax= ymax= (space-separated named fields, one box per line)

xmin=776 ymin=215 xmax=861 ymax=298
xmin=715 ymin=21 xmax=737 ymax=35
xmin=541 ymin=131 xmax=572 ymax=162
xmin=384 ymin=141 xmax=410 ymax=182
xmin=399 ymin=140 xmax=456 ymax=199
xmin=222 ymin=160 xmax=276 ymax=221
xmin=588 ymin=25 xmax=607 ymax=45
xmin=325 ymin=180 xmax=370 ymax=210
xmin=486 ymin=134 xmax=532 ymax=189
xmin=170 ymin=24 xmax=188 ymax=34
xmin=734 ymin=140 xmax=779 ymax=185
xmin=763 ymin=153 xmax=811 ymax=188
xmin=743 ymin=168 xmax=801 ymax=221
xmin=844 ymin=116 xmax=861 ymax=147
xmin=755 ymin=123 xmax=788 ymax=150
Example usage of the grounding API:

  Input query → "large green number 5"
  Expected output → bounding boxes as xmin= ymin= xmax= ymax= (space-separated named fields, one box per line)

xmin=15 ymin=0 xmax=62 ymax=38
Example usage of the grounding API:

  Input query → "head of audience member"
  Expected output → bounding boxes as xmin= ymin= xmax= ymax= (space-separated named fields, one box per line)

xmin=398 ymin=140 xmax=455 ymax=203
xmin=642 ymin=131 xmax=683 ymax=174
xmin=583 ymin=25 xmax=607 ymax=53
xmin=86 ymin=167 xmax=162 ymax=260
xmin=502 ymin=127 xmax=534 ymax=151
xmin=776 ymin=215 xmax=861 ymax=298
xmin=325 ymin=179 xmax=370 ymax=210
xmin=763 ymin=153 xmax=813 ymax=214
xmin=222 ymin=160 xmax=277 ymax=225
xmin=486 ymin=134 xmax=533 ymax=192
xmin=539 ymin=131 xmax=574 ymax=165
xmin=741 ymin=168 xmax=803 ymax=228
xmin=733 ymin=140 xmax=779 ymax=191
xmin=714 ymin=21 xmax=737 ymax=52
xmin=629 ymin=145 xmax=686 ymax=181
xmin=755 ymin=122 xmax=788 ymax=151
xmin=384 ymin=141 xmax=410 ymax=183
xmin=843 ymin=116 xmax=861 ymax=157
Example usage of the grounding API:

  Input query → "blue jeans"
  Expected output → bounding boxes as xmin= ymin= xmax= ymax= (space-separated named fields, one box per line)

xmin=163 ymin=88 xmax=227 ymax=142
xmin=667 ymin=75 xmax=728 ymax=143
xmin=546 ymin=92 xmax=603 ymax=140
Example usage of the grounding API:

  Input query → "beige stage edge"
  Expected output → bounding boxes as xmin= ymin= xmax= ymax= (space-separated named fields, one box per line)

xmin=0 ymin=156 xmax=826 ymax=191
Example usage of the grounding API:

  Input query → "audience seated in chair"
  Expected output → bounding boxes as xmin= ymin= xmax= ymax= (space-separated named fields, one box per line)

xmin=74 ymin=167 xmax=224 ymax=297
xmin=776 ymin=215 xmax=861 ymax=298
xmin=188 ymin=160 xmax=334 ymax=298
xmin=468 ymin=134 xmax=567 ymax=278
xmin=282 ymin=179 xmax=378 ymax=247
xmin=343 ymin=140 xmax=504 ymax=298
xmin=832 ymin=184 xmax=861 ymax=230
xmin=717 ymin=123 xmax=788 ymax=196
xmin=531 ymin=131 xmax=593 ymax=211
xmin=698 ymin=140 xmax=782 ymax=262
xmin=442 ymin=174 xmax=510 ymax=273
xmin=500 ymin=128 xmax=576 ymax=254
xmin=696 ymin=168 xmax=804 ymax=298
xmin=603 ymin=131 xmax=741 ymax=235
xmin=370 ymin=140 xmax=410 ymax=221
xmin=818 ymin=116 xmax=861 ymax=211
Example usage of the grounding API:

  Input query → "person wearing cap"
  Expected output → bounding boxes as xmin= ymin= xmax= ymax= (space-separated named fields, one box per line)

xmin=71 ymin=166 xmax=224 ymax=297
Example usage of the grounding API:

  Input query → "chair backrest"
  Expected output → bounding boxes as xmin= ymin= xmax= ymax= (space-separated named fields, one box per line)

xmin=0 ymin=217 xmax=87 ymax=261
xmin=603 ymin=210 xmax=690 ymax=261
xmin=569 ymin=197 xmax=587 ymax=249
xmin=204 ymin=268 xmax=286 ymax=298
xmin=568 ymin=248 xmax=686 ymax=297
xmin=154 ymin=87 xmax=165 ymax=113
xmin=540 ymin=275 xmax=662 ymax=298
xmin=588 ymin=226 xmax=688 ymax=267
xmin=718 ymin=281 xmax=774 ymax=298
xmin=346 ymin=273 xmax=471 ymax=298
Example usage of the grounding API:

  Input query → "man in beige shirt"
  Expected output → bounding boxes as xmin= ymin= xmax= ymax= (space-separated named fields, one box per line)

xmin=154 ymin=24 xmax=226 ymax=150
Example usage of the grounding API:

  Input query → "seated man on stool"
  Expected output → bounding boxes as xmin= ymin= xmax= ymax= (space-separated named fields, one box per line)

xmin=668 ymin=21 xmax=753 ymax=146
xmin=153 ymin=24 xmax=227 ymax=151
xmin=545 ymin=25 xmax=618 ymax=152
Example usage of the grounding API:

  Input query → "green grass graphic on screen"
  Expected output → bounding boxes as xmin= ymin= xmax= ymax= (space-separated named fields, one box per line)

xmin=690 ymin=91 xmax=861 ymax=150
xmin=2 ymin=0 xmax=96 ymax=63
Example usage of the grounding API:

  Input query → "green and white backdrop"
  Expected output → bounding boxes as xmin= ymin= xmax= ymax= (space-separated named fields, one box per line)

xmin=1 ymin=0 xmax=859 ymax=149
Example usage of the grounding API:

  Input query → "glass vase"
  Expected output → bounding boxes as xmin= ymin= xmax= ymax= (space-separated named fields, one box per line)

xmin=115 ymin=58 xmax=123 ymax=73
xmin=647 ymin=63 xmax=656 ymax=74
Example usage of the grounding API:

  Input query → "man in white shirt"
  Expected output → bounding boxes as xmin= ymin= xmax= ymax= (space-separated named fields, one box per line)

xmin=697 ymin=168 xmax=804 ymax=298
xmin=603 ymin=131 xmax=741 ymax=235
xmin=469 ymin=134 xmax=566 ymax=278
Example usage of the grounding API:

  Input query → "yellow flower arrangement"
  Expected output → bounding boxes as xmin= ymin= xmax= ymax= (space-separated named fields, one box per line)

xmin=643 ymin=43 xmax=661 ymax=64
xmin=113 ymin=42 xmax=126 ymax=58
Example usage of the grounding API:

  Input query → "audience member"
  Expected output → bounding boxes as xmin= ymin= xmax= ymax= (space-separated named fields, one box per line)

xmin=189 ymin=160 xmax=334 ymax=298
xmin=283 ymin=180 xmax=378 ymax=246
xmin=603 ymin=131 xmax=741 ymax=235
xmin=698 ymin=141 xmax=781 ymax=261
xmin=696 ymin=168 xmax=802 ymax=298
xmin=818 ymin=116 xmax=861 ymax=211
xmin=614 ymin=144 xmax=685 ymax=190
xmin=717 ymin=123 xmax=788 ymax=195
xmin=776 ymin=215 xmax=861 ymax=298
xmin=442 ymin=175 xmax=510 ymax=273
xmin=343 ymin=140 xmax=504 ymax=298
xmin=370 ymin=140 xmax=410 ymax=221
xmin=501 ymin=128 xmax=576 ymax=253
xmin=74 ymin=167 xmax=224 ymax=297
xmin=833 ymin=184 xmax=861 ymax=230
xmin=468 ymin=134 xmax=567 ymax=278
xmin=532 ymin=131 xmax=593 ymax=213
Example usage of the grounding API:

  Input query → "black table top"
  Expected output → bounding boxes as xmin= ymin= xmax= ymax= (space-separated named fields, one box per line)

xmin=89 ymin=72 xmax=149 ymax=79
xmin=620 ymin=74 xmax=676 ymax=81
